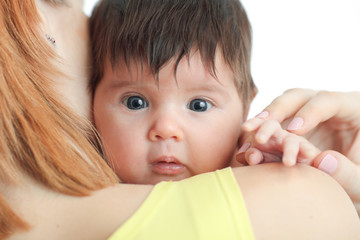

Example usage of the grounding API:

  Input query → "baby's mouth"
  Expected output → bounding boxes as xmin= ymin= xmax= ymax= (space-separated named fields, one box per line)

xmin=150 ymin=156 xmax=185 ymax=175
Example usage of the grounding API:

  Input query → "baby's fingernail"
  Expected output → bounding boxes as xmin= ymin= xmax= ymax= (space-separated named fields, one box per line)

xmin=237 ymin=142 xmax=251 ymax=154
xmin=287 ymin=117 xmax=304 ymax=130
xmin=255 ymin=111 xmax=269 ymax=119
xmin=318 ymin=154 xmax=338 ymax=175
xmin=248 ymin=153 xmax=257 ymax=165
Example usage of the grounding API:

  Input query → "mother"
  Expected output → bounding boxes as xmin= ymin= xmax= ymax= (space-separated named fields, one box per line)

xmin=1 ymin=0 xmax=359 ymax=239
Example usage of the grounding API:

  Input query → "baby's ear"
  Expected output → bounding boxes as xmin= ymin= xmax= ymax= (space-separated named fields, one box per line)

xmin=243 ymin=86 xmax=258 ymax=120
xmin=251 ymin=86 xmax=258 ymax=100
xmin=238 ymin=131 xmax=252 ymax=148
xmin=231 ymin=134 xmax=250 ymax=167
xmin=231 ymin=152 xmax=246 ymax=167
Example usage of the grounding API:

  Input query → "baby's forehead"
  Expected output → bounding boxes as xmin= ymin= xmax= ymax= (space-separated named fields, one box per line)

xmin=108 ymin=49 xmax=235 ymax=79
xmin=105 ymin=55 xmax=238 ymax=96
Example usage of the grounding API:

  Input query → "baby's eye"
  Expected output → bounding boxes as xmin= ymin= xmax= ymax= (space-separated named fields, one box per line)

xmin=188 ymin=99 xmax=213 ymax=112
xmin=122 ymin=96 xmax=148 ymax=110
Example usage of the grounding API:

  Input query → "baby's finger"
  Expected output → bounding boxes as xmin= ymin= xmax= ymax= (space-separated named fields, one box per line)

xmin=245 ymin=148 xmax=264 ymax=165
xmin=242 ymin=117 xmax=265 ymax=132
xmin=282 ymin=135 xmax=300 ymax=167
xmin=254 ymin=119 xmax=283 ymax=144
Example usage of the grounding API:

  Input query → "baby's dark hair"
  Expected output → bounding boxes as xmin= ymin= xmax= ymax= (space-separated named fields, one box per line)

xmin=90 ymin=0 xmax=256 ymax=107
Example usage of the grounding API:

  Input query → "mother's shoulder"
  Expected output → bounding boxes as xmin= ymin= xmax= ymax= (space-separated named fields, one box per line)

xmin=233 ymin=162 xmax=337 ymax=186
xmin=232 ymin=163 xmax=351 ymax=209
xmin=232 ymin=163 xmax=360 ymax=239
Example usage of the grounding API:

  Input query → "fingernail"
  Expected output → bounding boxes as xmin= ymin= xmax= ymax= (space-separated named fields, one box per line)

xmin=255 ymin=111 xmax=269 ymax=119
xmin=287 ymin=117 xmax=304 ymax=131
xmin=237 ymin=142 xmax=251 ymax=154
xmin=318 ymin=154 xmax=338 ymax=175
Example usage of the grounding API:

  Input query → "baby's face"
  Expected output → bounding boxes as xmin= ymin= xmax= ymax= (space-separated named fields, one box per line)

xmin=93 ymin=51 xmax=244 ymax=184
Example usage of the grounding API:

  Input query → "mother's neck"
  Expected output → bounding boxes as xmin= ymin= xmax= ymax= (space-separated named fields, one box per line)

xmin=36 ymin=0 xmax=92 ymax=119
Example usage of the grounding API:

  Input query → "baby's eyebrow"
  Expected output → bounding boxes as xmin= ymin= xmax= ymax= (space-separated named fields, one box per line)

xmin=109 ymin=79 xmax=146 ymax=89
xmin=108 ymin=77 xmax=231 ymax=99
xmin=187 ymin=83 xmax=231 ymax=97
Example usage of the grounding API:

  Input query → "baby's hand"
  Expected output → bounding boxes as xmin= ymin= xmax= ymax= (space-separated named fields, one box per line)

xmin=233 ymin=118 xmax=321 ymax=167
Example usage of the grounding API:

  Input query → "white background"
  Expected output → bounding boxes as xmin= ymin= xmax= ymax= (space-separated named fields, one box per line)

xmin=84 ymin=0 xmax=360 ymax=117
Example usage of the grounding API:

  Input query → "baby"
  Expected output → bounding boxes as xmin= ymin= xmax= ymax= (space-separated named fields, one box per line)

xmin=89 ymin=0 xmax=317 ymax=184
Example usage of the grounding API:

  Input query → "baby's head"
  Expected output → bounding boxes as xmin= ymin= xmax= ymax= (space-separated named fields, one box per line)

xmin=90 ymin=0 xmax=256 ymax=184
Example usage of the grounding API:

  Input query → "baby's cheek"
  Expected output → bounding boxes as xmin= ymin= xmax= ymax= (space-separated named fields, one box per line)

xmin=202 ymin=140 xmax=236 ymax=170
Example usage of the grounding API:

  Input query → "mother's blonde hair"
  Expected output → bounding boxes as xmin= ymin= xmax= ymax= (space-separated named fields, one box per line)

xmin=0 ymin=0 xmax=118 ymax=237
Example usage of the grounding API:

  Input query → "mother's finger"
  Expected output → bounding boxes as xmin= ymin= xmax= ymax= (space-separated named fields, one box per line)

xmin=286 ymin=91 xmax=360 ymax=135
xmin=254 ymin=88 xmax=316 ymax=122
xmin=313 ymin=150 xmax=360 ymax=215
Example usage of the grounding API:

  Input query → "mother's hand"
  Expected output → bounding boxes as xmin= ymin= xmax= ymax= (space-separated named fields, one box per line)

xmin=247 ymin=89 xmax=360 ymax=214
xmin=312 ymin=150 xmax=360 ymax=215
xmin=254 ymin=89 xmax=360 ymax=160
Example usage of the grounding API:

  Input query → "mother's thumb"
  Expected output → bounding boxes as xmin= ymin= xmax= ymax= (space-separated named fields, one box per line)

xmin=313 ymin=150 xmax=360 ymax=198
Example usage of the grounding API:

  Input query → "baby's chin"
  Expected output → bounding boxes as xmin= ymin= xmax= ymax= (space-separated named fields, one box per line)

xmin=127 ymin=172 xmax=193 ymax=185
xmin=149 ymin=174 xmax=192 ymax=185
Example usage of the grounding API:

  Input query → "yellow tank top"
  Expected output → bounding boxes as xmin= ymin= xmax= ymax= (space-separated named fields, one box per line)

xmin=109 ymin=167 xmax=254 ymax=240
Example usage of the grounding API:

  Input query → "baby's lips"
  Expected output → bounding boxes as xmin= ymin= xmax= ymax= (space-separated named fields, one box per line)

xmin=150 ymin=156 xmax=186 ymax=175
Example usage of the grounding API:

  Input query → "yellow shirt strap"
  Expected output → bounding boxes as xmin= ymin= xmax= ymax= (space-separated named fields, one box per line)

xmin=109 ymin=167 xmax=254 ymax=240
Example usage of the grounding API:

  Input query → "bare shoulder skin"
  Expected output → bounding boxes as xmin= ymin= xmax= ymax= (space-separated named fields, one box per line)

xmin=7 ymin=178 xmax=153 ymax=240
xmin=7 ymin=163 xmax=360 ymax=239
xmin=234 ymin=163 xmax=360 ymax=239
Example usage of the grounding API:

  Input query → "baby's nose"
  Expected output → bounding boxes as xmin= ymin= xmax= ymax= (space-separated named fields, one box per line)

xmin=148 ymin=114 xmax=184 ymax=142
